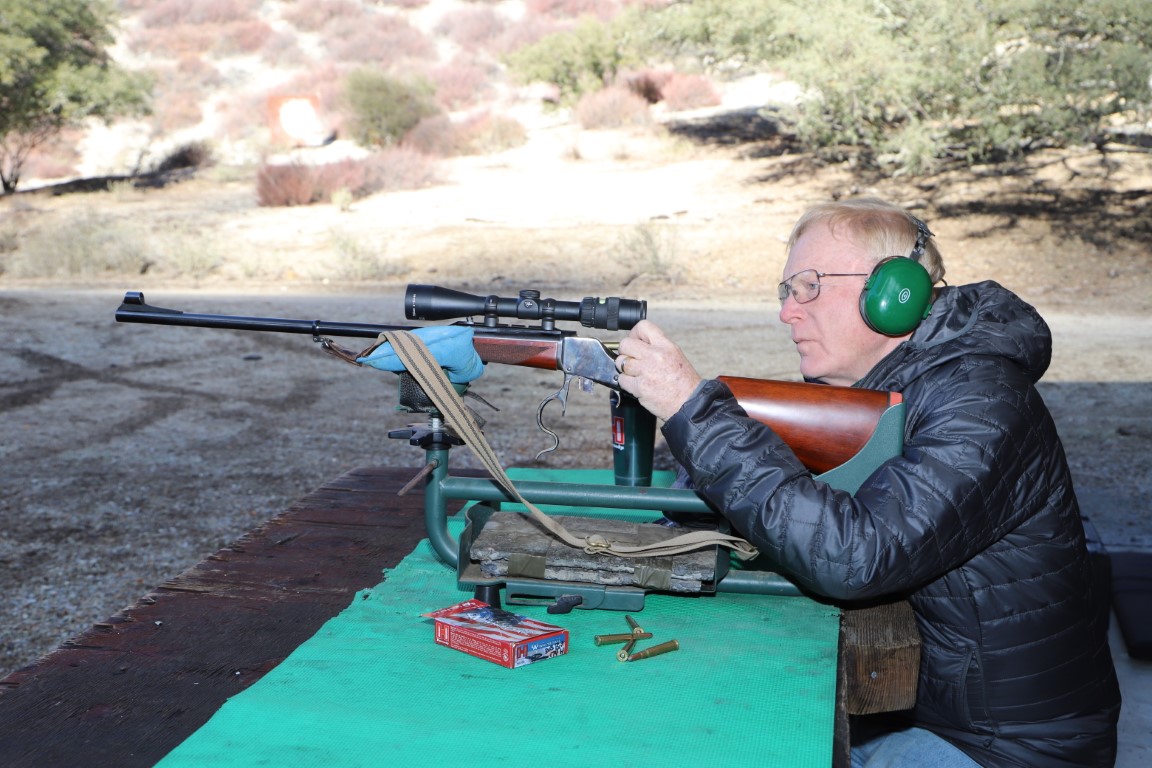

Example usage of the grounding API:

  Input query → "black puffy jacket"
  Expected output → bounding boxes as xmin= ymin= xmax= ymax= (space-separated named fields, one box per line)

xmin=662 ymin=282 xmax=1120 ymax=767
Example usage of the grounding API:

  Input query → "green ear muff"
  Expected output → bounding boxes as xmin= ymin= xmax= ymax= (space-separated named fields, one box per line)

xmin=860 ymin=257 xmax=933 ymax=336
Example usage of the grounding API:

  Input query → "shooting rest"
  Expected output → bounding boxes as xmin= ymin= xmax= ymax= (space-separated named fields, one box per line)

xmin=114 ymin=289 xmax=907 ymax=611
xmin=391 ymin=374 xmax=907 ymax=611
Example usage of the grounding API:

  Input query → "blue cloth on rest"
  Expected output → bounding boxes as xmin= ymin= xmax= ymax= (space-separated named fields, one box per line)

xmin=356 ymin=325 xmax=484 ymax=384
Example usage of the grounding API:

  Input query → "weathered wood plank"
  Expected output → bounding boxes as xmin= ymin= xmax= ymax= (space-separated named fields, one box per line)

xmin=841 ymin=600 xmax=921 ymax=715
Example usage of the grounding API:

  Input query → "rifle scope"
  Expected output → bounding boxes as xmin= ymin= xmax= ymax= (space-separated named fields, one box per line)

xmin=405 ymin=285 xmax=646 ymax=331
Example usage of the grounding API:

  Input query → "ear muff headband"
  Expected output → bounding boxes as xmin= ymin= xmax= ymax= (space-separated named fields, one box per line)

xmin=860 ymin=257 xmax=933 ymax=335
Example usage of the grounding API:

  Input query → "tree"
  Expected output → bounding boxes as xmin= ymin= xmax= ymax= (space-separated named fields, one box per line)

xmin=0 ymin=0 xmax=151 ymax=193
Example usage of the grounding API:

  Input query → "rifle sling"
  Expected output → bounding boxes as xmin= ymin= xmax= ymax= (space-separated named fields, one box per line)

xmin=379 ymin=330 xmax=759 ymax=562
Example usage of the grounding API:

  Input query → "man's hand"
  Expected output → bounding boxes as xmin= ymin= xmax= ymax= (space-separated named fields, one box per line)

xmin=615 ymin=320 xmax=703 ymax=421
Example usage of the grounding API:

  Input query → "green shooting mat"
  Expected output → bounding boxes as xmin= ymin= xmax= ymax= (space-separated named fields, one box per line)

xmin=156 ymin=472 xmax=840 ymax=768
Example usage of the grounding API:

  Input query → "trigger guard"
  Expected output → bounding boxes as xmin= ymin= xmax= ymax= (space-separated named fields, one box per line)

xmin=534 ymin=394 xmax=562 ymax=459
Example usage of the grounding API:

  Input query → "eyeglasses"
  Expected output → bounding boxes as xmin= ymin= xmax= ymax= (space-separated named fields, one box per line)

xmin=778 ymin=269 xmax=869 ymax=304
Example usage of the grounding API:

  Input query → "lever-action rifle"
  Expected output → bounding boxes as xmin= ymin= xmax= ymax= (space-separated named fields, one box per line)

xmin=115 ymin=286 xmax=901 ymax=474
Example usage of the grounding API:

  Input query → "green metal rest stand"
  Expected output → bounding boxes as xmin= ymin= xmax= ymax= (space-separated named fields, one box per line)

xmin=409 ymin=398 xmax=905 ymax=611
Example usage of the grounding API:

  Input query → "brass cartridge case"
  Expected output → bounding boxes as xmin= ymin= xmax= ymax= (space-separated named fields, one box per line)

xmin=626 ymin=639 xmax=680 ymax=661
xmin=594 ymin=631 xmax=653 ymax=646
xmin=616 ymin=637 xmax=639 ymax=662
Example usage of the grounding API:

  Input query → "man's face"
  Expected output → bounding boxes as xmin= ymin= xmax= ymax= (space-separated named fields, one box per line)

xmin=778 ymin=222 xmax=904 ymax=387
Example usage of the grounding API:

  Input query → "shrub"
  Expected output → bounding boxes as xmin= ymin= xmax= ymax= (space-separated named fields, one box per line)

xmin=175 ymin=55 xmax=225 ymax=91
xmin=429 ymin=57 xmax=495 ymax=110
xmin=574 ymin=85 xmax=651 ymax=129
xmin=256 ymin=159 xmax=378 ymax=207
xmin=138 ymin=0 xmax=263 ymax=27
xmin=324 ymin=15 xmax=435 ymax=66
xmin=257 ymin=162 xmax=322 ymax=207
xmin=259 ymin=30 xmax=309 ymax=67
xmin=128 ymin=0 xmax=269 ymax=57
xmin=459 ymin=112 xmax=528 ymax=154
xmin=526 ymin=0 xmax=621 ymax=20
xmin=493 ymin=14 xmax=566 ymax=55
xmin=661 ymin=72 xmax=720 ymax=111
xmin=402 ymin=116 xmax=464 ymax=156
xmin=340 ymin=69 xmax=440 ymax=147
xmin=127 ymin=23 xmax=217 ymax=58
xmin=435 ymin=6 xmax=507 ymax=51
xmin=216 ymin=19 xmax=274 ymax=56
xmin=282 ymin=0 xmax=361 ymax=32
xmin=619 ymin=68 xmax=670 ymax=103
xmin=256 ymin=150 xmax=439 ymax=207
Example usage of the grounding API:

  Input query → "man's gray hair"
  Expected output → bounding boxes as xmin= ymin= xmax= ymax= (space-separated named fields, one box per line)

xmin=786 ymin=197 xmax=946 ymax=284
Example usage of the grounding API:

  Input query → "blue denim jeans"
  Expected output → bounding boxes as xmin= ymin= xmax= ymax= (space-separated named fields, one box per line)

xmin=851 ymin=726 xmax=982 ymax=767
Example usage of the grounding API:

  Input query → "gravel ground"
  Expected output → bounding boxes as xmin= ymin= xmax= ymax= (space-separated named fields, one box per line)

xmin=2 ymin=286 xmax=1150 ymax=681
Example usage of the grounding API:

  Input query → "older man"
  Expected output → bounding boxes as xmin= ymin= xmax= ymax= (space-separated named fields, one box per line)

xmin=615 ymin=197 xmax=1120 ymax=767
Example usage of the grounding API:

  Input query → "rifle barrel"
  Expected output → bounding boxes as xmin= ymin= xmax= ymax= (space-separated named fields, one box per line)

xmin=114 ymin=291 xmax=569 ymax=341
xmin=117 ymin=307 xmax=402 ymax=340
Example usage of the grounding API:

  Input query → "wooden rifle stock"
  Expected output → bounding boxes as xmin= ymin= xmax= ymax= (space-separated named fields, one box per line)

xmin=718 ymin=376 xmax=903 ymax=474
xmin=471 ymin=336 xmax=902 ymax=474
xmin=471 ymin=335 xmax=562 ymax=370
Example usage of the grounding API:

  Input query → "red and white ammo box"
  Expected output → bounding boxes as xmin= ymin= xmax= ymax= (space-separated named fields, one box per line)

xmin=423 ymin=599 xmax=568 ymax=669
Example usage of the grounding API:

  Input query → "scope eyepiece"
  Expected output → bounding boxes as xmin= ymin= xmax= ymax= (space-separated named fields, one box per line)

xmin=405 ymin=285 xmax=645 ymax=331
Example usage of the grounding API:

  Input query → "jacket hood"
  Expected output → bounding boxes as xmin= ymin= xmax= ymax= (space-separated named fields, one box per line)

xmin=858 ymin=281 xmax=1052 ymax=391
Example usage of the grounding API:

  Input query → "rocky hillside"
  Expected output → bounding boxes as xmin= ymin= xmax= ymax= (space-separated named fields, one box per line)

xmin=28 ymin=0 xmax=716 ymax=183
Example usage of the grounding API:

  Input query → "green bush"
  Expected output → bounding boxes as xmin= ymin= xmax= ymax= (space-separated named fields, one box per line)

xmin=504 ymin=17 xmax=638 ymax=105
xmin=340 ymin=69 xmax=440 ymax=148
